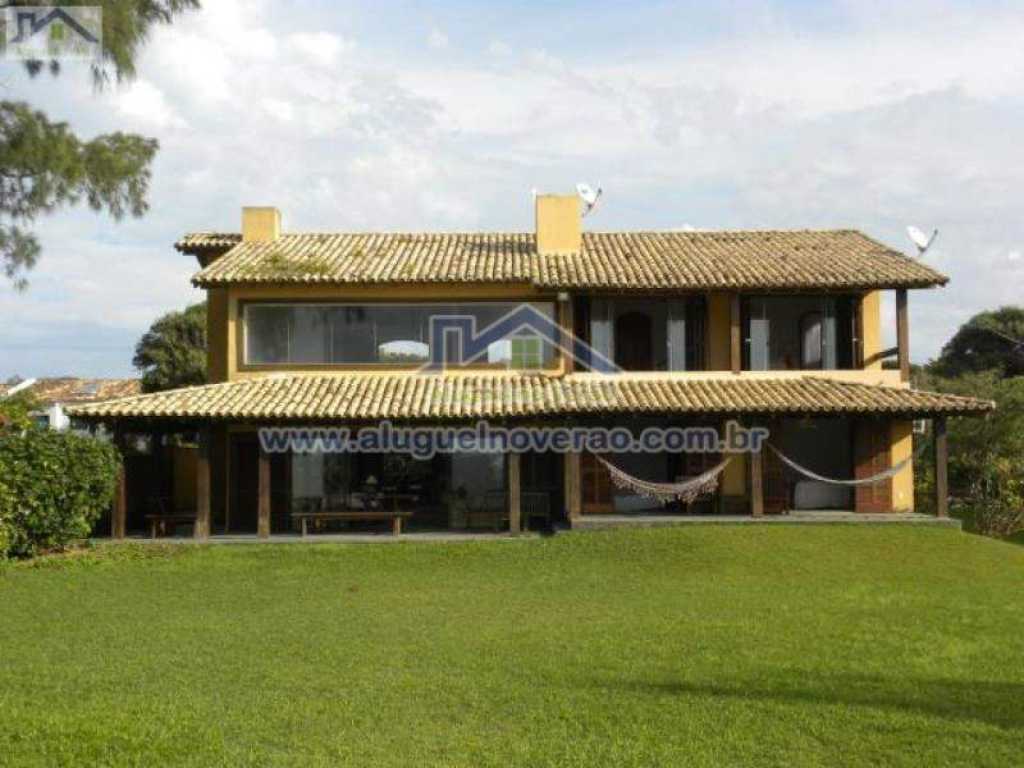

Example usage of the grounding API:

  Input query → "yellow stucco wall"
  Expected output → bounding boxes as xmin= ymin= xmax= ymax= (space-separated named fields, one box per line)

xmin=861 ymin=290 xmax=883 ymax=370
xmin=722 ymin=451 xmax=747 ymax=496
xmin=707 ymin=293 xmax=732 ymax=371
xmin=890 ymin=419 xmax=914 ymax=512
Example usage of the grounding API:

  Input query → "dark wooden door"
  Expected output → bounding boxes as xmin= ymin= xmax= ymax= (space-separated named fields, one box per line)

xmin=581 ymin=452 xmax=614 ymax=514
xmin=615 ymin=312 xmax=653 ymax=370
xmin=230 ymin=436 xmax=259 ymax=533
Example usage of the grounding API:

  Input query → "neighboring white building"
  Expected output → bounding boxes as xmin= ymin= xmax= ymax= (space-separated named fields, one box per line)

xmin=1 ymin=378 xmax=141 ymax=431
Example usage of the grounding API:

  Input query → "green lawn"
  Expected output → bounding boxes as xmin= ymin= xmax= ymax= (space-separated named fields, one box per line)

xmin=2 ymin=527 xmax=1023 ymax=767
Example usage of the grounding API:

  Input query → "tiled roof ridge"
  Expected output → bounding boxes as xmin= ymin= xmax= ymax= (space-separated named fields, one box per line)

xmin=181 ymin=229 xmax=945 ymax=290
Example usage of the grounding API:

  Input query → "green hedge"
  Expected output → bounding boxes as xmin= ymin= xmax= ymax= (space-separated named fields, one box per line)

xmin=0 ymin=429 xmax=121 ymax=558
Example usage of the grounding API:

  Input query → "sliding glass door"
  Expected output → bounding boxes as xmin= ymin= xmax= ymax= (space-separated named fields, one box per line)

xmin=743 ymin=296 xmax=857 ymax=370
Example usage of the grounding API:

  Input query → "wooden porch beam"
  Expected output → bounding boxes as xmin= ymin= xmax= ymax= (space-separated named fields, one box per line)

xmin=564 ymin=452 xmax=582 ymax=523
xmin=508 ymin=452 xmax=522 ymax=534
xmin=112 ymin=463 xmax=127 ymax=539
xmin=896 ymin=288 xmax=910 ymax=382
xmin=749 ymin=445 xmax=764 ymax=517
xmin=195 ymin=427 xmax=211 ymax=540
xmin=730 ymin=293 xmax=742 ymax=374
xmin=258 ymin=443 xmax=271 ymax=539
xmin=934 ymin=416 xmax=949 ymax=518
xmin=111 ymin=425 xmax=127 ymax=539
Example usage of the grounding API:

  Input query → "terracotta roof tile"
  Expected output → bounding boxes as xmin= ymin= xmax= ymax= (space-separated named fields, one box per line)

xmin=186 ymin=230 xmax=945 ymax=291
xmin=67 ymin=374 xmax=992 ymax=421
xmin=175 ymin=233 xmax=241 ymax=253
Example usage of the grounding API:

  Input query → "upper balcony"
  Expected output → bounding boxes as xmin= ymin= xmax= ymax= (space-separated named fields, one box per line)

xmin=571 ymin=291 xmax=905 ymax=386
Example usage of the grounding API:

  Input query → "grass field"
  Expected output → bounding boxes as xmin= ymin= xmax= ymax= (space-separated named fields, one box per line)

xmin=2 ymin=526 xmax=1023 ymax=767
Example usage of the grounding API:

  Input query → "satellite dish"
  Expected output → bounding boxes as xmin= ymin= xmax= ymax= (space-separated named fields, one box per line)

xmin=576 ymin=182 xmax=603 ymax=216
xmin=906 ymin=225 xmax=938 ymax=257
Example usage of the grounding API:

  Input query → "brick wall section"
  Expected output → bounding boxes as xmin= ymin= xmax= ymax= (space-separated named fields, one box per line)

xmin=854 ymin=419 xmax=892 ymax=513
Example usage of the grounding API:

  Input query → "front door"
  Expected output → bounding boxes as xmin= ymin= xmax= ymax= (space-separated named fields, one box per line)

xmin=229 ymin=436 xmax=259 ymax=533
xmin=581 ymin=452 xmax=614 ymax=514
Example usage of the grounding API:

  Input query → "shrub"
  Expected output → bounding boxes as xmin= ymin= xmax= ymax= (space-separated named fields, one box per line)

xmin=913 ymin=371 xmax=1024 ymax=540
xmin=0 ymin=514 xmax=10 ymax=562
xmin=965 ymin=501 xmax=1024 ymax=539
xmin=0 ymin=429 xmax=121 ymax=558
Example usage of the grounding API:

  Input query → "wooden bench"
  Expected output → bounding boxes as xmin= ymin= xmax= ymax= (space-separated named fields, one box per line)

xmin=292 ymin=510 xmax=412 ymax=537
xmin=145 ymin=513 xmax=197 ymax=539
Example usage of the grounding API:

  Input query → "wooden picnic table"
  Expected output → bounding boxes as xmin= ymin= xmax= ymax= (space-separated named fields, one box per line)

xmin=292 ymin=509 xmax=413 ymax=537
xmin=145 ymin=512 xmax=198 ymax=539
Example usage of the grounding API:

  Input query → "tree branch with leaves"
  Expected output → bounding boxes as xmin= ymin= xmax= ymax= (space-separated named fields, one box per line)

xmin=0 ymin=1 xmax=199 ymax=289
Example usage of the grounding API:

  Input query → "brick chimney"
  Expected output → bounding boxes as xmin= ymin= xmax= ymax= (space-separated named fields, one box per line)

xmin=242 ymin=206 xmax=281 ymax=242
xmin=535 ymin=194 xmax=581 ymax=254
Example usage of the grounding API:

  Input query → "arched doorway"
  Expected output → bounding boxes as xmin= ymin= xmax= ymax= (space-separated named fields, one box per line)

xmin=614 ymin=311 xmax=654 ymax=370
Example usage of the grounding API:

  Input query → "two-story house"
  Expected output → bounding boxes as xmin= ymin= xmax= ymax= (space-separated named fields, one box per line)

xmin=71 ymin=196 xmax=993 ymax=539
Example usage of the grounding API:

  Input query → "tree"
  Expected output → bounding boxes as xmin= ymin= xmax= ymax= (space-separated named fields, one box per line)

xmin=930 ymin=306 xmax=1024 ymax=379
xmin=0 ymin=1 xmax=200 ymax=288
xmin=912 ymin=370 xmax=1024 ymax=538
xmin=133 ymin=302 xmax=207 ymax=393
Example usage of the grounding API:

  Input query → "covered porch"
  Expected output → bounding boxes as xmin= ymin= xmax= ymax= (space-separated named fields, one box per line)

xmin=66 ymin=372 xmax=993 ymax=541
xmin=101 ymin=420 xmax=567 ymax=540
xmin=569 ymin=414 xmax=950 ymax=520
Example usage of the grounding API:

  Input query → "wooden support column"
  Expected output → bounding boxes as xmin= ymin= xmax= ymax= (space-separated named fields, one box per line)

xmin=111 ymin=425 xmax=127 ymax=539
xmin=195 ymin=427 xmax=211 ymax=540
xmin=730 ymin=293 xmax=742 ymax=374
xmin=112 ymin=463 xmax=127 ymax=539
xmin=559 ymin=296 xmax=575 ymax=374
xmin=749 ymin=445 xmax=764 ymax=517
xmin=896 ymin=288 xmax=910 ymax=382
xmin=258 ymin=443 xmax=271 ymax=539
xmin=564 ymin=452 xmax=582 ymax=524
xmin=934 ymin=416 xmax=949 ymax=518
xmin=508 ymin=452 xmax=522 ymax=534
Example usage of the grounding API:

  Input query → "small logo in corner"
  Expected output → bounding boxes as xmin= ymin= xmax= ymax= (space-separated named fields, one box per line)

xmin=4 ymin=6 xmax=102 ymax=62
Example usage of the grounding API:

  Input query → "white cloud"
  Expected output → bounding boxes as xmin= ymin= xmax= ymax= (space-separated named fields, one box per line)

xmin=260 ymin=98 xmax=295 ymax=123
xmin=487 ymin=40 xmax=511 ymax=57
xmin=112 ymin=80 xmax=184 ymax=128
xmin=286 ymin=32 xmax=349 ymax=67
xmin=427 ymin=27 xmax=448 ymax=50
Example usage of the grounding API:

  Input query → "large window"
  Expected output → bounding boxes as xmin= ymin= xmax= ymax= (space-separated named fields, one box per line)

xmin=743 ymin=296 xmax=857 ymax=370
xmin=244 ymin=302 xmax=556 ymax=367
xmin=583 ymin=297 xmax=705 ymax=372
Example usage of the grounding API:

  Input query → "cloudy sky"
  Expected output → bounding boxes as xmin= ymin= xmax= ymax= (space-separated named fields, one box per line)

xmin=1 ymin=0 xmax=1022 ymax=379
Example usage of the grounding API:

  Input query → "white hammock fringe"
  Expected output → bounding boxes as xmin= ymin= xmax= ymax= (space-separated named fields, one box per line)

xmin=594 ymin=455 xmax=733 ymax=504
xmin=766 ymin=441 xmax=929 ymax=487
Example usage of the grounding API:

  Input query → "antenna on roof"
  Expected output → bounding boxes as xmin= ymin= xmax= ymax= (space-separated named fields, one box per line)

xmin=576 ymin=182 xmax=603 ymax=217
xmin=906 ymin=225 xmax=938 ymax=257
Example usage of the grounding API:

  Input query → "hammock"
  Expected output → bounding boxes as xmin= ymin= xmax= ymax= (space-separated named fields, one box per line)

xmin=594 ymin=455 xmax=733 ymax=504
xmin=766 ymin=440 xmax=929 ymax=487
